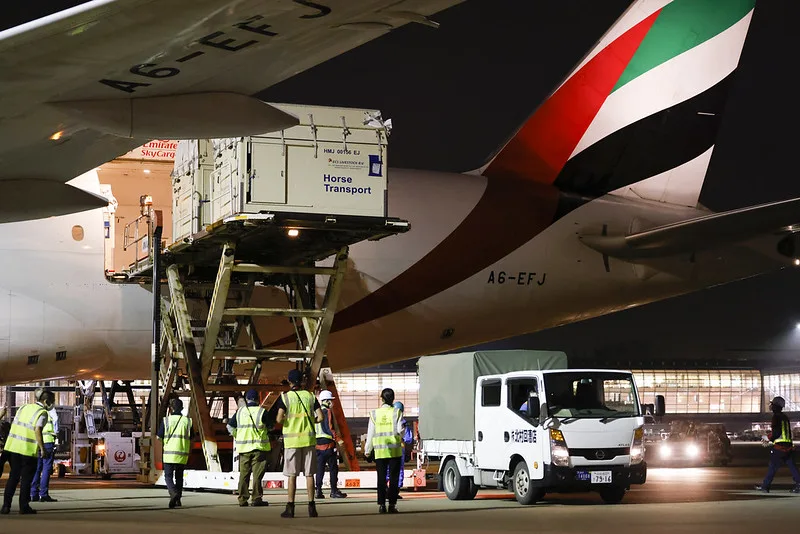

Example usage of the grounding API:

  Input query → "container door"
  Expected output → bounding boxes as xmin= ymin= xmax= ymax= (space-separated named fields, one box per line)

xmin=474 ymin=378 xmax=507 ymax=470
xmin=249 ymin=138 xmax=287 ymax=205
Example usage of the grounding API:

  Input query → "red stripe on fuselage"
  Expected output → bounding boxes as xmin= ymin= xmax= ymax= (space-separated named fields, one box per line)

xmin=484 ymin=10 xmax=659 ymax=184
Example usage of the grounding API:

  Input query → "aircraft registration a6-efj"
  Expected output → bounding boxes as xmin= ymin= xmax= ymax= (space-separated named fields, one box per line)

xmin=1 ymin=0 xmax=799 ymax=384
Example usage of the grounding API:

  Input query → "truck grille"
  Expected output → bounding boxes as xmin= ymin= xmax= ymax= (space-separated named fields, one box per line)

xmin=568 ymin=447 xmax=630 ymax=461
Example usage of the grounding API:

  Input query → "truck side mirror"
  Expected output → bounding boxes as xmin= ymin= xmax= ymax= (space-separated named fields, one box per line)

xmin=654 ymin=395 xmax=666 ymax=417
xmin=526 ymin=394 xmax=541 ymax=421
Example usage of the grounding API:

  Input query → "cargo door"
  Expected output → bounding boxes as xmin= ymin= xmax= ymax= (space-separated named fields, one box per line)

xmin=474 ymin=378 xmax=507 ymax=470
xmin=248 ymin=138 xmax=286 ymax=204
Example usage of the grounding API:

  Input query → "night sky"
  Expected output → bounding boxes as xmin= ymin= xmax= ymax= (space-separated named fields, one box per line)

xmin=261 ymin=0 xmax=800 ymax=371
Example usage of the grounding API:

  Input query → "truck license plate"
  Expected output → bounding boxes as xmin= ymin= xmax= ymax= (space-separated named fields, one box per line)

xmin=591 ymin=471 xmax=613 ymax=484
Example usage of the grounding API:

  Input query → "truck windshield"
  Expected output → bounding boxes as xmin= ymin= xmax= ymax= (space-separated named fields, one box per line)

xmin=543 ymin=372 xmax=640 ymax=420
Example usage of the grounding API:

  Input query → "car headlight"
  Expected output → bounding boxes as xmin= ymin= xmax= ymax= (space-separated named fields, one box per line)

xmin=630 ymin=427 xmax=644 ymax=465
xmin=550 ymin=429 xmax=570 ymax=467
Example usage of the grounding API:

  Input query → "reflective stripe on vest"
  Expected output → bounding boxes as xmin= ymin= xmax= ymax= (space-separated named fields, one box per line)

xmin=282 ymin=391 xmax=315 ymax=449
xmin=162 ymin=415 xmax=191 ymax=465
xmin=4 ymin=403 xmax=46 ymax=457
xmin=235 ymin=406 xmax=271 ymax=453
xmin=43 ymin=415 xmax=56 ymax=444
xmin=315 ymin=408 xmax=334 ymax=441
xmin=775 ymin=418 xmax=793 ymax=445
xmin=371 ymin=405 xmax=402 ymax=459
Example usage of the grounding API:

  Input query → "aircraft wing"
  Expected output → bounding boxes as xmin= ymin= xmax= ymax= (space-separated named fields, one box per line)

xmin=0 ymin=0 xmax=461 ymax=221
xmin=579 ymin=197 xmax=800 ymax=260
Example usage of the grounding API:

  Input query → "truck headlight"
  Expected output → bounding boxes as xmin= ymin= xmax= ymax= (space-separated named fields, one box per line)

xmin=550 ymin=429 xmax=570 ymax=467
xmin=685 ymin=443 xmax=700 ymax=458
xmin=660 ymin=444 xmax=671 ymax=459
xmin=630 ymin=427 xmax=644 ymax=465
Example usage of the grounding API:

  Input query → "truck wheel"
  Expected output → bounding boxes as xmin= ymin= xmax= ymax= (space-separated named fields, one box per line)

xmin=599 ymin=485 xmax=626 ymax=504
xmin=512 ymin=461 xmax=540 ymax=505
xmin=466 ymin=478 xmax=479 ymax=500
xmin=442 ymin=459 xmax=469 ymax=500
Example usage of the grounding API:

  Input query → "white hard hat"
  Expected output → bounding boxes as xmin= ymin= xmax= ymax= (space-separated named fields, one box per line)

xmin=319 ymin=390 xmax=335 ymax=402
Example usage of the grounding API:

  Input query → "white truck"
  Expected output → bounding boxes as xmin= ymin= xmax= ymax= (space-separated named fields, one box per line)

xmin=417 ymin=350 xmax=647 ymax=505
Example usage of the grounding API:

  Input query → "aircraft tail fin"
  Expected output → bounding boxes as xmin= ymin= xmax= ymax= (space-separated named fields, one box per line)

xmin=481 ymin=0 xmax=756 ymax=208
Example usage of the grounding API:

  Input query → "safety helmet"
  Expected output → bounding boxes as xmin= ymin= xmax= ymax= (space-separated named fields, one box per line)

xmin=319 ymin=390 xmax=335 ymax=402
xmin=770 ymin=396 xmax=786 ymax=409
xmin=393 ymin=401 xmax=404 ymax=412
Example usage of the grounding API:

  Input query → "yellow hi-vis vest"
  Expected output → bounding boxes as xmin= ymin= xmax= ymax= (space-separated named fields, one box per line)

xmin=315 ymin=408 xmax=334 ymax=441
xmin=281 ymin=390 xmax=316 ymax=449
xmin=235 ymin=405 xmax=271 ymax=454
xmin=4 ymin=403 xmax=47 ymax=457
xmin=43 ymin=411 xmax=56 ymax=445
xmin=370 ymin=405 xmax=402 ymax=459
xmin=162 ymin=415 xmax=191 ymax=465
xmin=775 ymin=418 xmax=793 ymax=446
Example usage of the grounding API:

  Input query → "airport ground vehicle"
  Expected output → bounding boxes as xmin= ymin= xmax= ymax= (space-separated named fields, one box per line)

xmin=651 ymin=421 xmax=732 ymax=466
xmin=417 ymin=351 xmax=648 ymax=505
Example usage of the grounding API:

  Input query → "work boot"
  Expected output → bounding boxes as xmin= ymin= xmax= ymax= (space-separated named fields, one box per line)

xmin=378 ymin=504 xmax=387 ymax=514
xmin=315 ymin=490 xmax=325 ymax=499
xmin=39 ymin=496 xmax=58 ymax=503
xmin=396 ymin=494 xmax=403 ymax=499
xmin=281 ymin=502 xmax=295 ymax=518
xmin=168 ymin=495 xmax=178 ymax=509
xmin=0 ymin=507 xmax=9 ymax=515
xmin=754 ymin=485 xmax=769 ymax=493
xmin=238 ymin=500 xmax=249 ymax=507
xmin=330 ymin=489 xmax=347 ymax=498
xmin=19 ymin=507 xmax=37 ymax=515
xmin=308 ymin=501 xmax=318 ymax=518
xmin=29 ymin=496 xmax=39 ymax=502
xmin=790 ymin=485 xmax=800 ymax=494
xmin=251 ymin=499 xmax=268 ymax=507
xmin=388 ymin=504 xmax=399 ymax=514
xmin=175 ymin=498 xmax=182 ymax=508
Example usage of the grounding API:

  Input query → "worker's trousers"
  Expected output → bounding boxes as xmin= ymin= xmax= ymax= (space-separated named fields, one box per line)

xmin=375 ymin=456 xmax=402 ymax=506
xmin=31 ymin=442 xmax=55 ymax=498
xmin=316 ymin=447 xmax=339 ymax=491
xmin=762 ymin=448 xmax=800 ymax=488
xmin=238 ymin=450 xmax=267 ymax=504
xmin=3 ymin=452 xmax=38 ymax=510
xmin=163 ymin=463 xmax=185 ymax=498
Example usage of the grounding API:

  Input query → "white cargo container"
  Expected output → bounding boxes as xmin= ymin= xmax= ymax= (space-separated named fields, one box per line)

xmin=171 ymin=103 xmax=390 ymax=244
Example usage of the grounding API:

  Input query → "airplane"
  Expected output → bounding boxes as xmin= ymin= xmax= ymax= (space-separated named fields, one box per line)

xmin=2 ymin=0 xmax=798 ymax=385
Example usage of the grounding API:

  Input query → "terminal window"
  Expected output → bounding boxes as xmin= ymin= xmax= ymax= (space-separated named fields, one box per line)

xmin=633 ymin=369 xmax=761 ymax=414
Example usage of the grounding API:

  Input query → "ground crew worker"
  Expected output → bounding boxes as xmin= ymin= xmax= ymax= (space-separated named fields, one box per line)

xmin=2 ymin=389 xmax=54 ymax=515
xmin=275 ymin=369 xmax=323 ymax=518
xmin=755 ymin=396 xmax=800 ymax=493
xmin=314 ymin=390 xmax=347 ymax=500
xmin=157 ymin=398 xmax=192 ymax=509
xmin=30 ymin=402 xmax=59 ymax=502
xmin=228 ymin=388 xmax=271 ymax=507
xmin=0 ymin=407 xmax=9 ymax=478
xmin=365 ymin=388 xmax=404 ymax=514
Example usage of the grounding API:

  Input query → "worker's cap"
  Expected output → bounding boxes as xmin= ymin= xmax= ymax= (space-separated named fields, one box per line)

xmin=287 ymin=369 xmax=303 ymax=385
xmin=770 ymin=396 xmax=786 ymax=409
xmin=319 ymin=390 xmax=334 ymax=402
xmin=245 ymin=389 xmax=259 ymax=402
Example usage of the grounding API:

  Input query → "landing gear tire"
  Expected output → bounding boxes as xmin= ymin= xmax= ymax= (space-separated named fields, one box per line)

xmin=442 ymin=459 xmax=472 ymax=501
xmin=598 ymin=485 xmax=626 ymax=504
xmin=512 ymin=461 xmax=542 ymax=505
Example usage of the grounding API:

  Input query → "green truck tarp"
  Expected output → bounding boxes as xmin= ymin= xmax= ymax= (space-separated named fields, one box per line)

xmin=418 ymin=350 xmax=568 ymax=441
